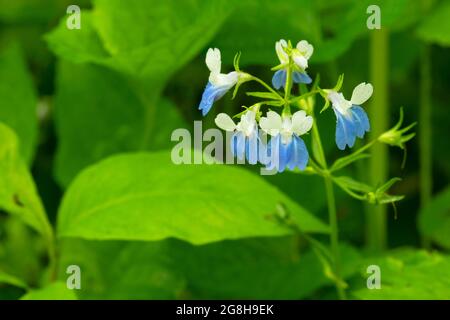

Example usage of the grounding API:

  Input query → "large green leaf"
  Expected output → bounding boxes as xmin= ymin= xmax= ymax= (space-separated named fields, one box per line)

xmin=0 ymin=270 xmax=28 ymax=289
xmin=171 ymin=238 xmax=360 ymax=299
xmin=0 ymin=217 xmax=45 ymax=287
xmin=352 ymin=249 xmax=450 ymax=299
xmin=57 ymin=239 xmax=185 ymax=299
xmin=0 ymin=43 xmax=37 ymax=164
xmin=0 ymin=123 xmax=53 ymax=244
xmin=46 ymin=0 xmax=236 ymax=79
xmin=57 ymin=152 xmax=329 ymax=244
xmin=20 ymin=282 xmax=77 ymax=300
xmin=53 ymin=62 xmax=186 ymax=187
xmin=418 ymin=187 xmax=450 ymax=250
xmin=57 ymin=237 xmax=359 ymax=299
xmin=45 ymin=12 xmax=110 ymax=64
xmin=416 ymin=0 xmax=450 ymax=47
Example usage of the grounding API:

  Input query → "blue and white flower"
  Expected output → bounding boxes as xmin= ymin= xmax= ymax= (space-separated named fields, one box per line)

xmin=272 ymin=39 xmax=314 ymax=90
xmin=328 ymin=82 xmax=373 ymax=150
xmin=215 ymin=110 xmax=260 ymax=164
xmin=259 ymin=110 xmax=313 ymax=172
xmin=199 ymin=48 xmax=240 ymax=116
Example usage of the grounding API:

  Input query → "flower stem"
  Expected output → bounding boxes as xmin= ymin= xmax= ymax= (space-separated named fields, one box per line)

xmin=250 ymin=76 xmax=284 ymax=100
xmin=324 ymin=175 xmax=346 ymax=300
xmin=311 ymin=120 xmax=346 ymax=300
xmin=283 ymin=60 xmax=293 ymax=115
xmin=367 ymin=29 xmax=390 ymax=252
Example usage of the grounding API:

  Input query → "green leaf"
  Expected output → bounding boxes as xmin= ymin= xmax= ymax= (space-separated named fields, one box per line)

xmin=171 ymin=238 xmax=361 ymax=299
xmin=20 ymin=282 xmax=77 ymax=300
xmin=57 ymin=239 xmax=185 ymax=299
xmin=416 ymin=1 xmax=450 ymax=47
xmin=418 ymin=187 xmax=450 ymax=249
xmin=53 ymin=62 xmax=186 ymax=187
xmin=0 ymin=269 xmax=28 ymax=289
xmin=333 ymin=176 xmax=404 ymax=204
xmin=0 ymin=123 xmax=53 ymax=243
xmin=330 ymin=153 xmax=370 ymax=172
xmin=333 ymin=176 xmax=373 ymax=194
xmin=57 ymin=237 xmax=360 ymax=299
xmin=0 ymin=218 xmax=46 ymax=286
xmin=46 ymin=0 xmax=237 ymax=79
xmin=246 ymin=91 xmax=282 ymax=100
xmin=352 ymin=249 xmax=450 ymax=299
xmin=45 ymin=12 xmax=111 ymax=65
xmin=0 ymin=43 xmax=37 ymax=164
xmin=57 ymin=152 xmax=329 ymax=244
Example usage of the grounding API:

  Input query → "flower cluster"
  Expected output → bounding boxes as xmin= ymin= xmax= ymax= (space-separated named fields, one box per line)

xmin=272 ymin=39 xmax=313 ymax=89
xmin=198 ymin=39 xmax=373 ymax=173
xmin=214 ymin=108 xmax=313 ymax=172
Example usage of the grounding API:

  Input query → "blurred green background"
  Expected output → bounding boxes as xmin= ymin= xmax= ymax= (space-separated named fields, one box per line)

xmin=0 ymin=0 xmax=449 ymax=300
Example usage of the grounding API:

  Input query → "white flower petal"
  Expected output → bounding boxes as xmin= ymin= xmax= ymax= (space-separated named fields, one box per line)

xmin=350 ymin=82 xmax=373 ymax=105
xmin=237 ymin=111 xmax=256 ymax=136
xmin=292 ymin=110 xmax=313 ymax=136
xmin=241 ymin=110 xmax=256 ymax=123
xmin=293 ymin=54 xmax=308 ymax=70
xmin=296 ymin=40 xmax=314 ymax=59
xmin=215 ymin=113 xmax=236 ymax=131
xmin=210 ymin=71 xmax=238 ymax=87
xmin=275 ymin=39 xmax=289 ymax=64
xmin=328 ymin=91 xmax=352 ymax=115
xmin=260 ymin=111 xmax=282 ymax=136
xmin=206 ymin=48 xmax=221 ymax=74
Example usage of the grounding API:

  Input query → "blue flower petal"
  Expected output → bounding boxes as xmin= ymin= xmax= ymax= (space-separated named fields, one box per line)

xmin=272 ymin=69 xmax=287 ymax=90
xmin=245 ymin=132 xmax=259 ymax=165
xmin=278 ymin=139 xmax=291 ymax=172
xmin=264 ymin=135 xmax=309 ymax=172
xmin=350 ymin=105 xmax=370 ymax=138
xmin=231 ymin=131 xmax=246 ymax=160
xmin=198 ymin=82 xmax=229 ymax=116
xmin=265 ymin=135 xmax=280 ymax=171
xmin=293 ymin=71 xmax=312 ymax=84
xmin=334 ymin=109 xmax=357 ymax=150
xmin=287 ymin=135 xmax=309 ymax=170
xmin=258 ymin=133 xmax=270 ymax=165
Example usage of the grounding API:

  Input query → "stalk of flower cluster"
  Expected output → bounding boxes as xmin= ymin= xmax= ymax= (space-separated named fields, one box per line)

xmin=283 ymin=58 xmax=293 ymax=115
xmin=311 ymin=119 xmax=347 ymax=300
xmin=291 ymin=65 xmax=346 ymax=300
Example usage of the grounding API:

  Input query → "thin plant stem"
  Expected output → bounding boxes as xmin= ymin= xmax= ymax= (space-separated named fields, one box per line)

xmin=311 ymin=121 xmax=346 ymax=300
xmin=283 ymin=58 xmax=293 ymax=115
xmin=367 ymin=28 xmax=390 ymax=252
xmin=324 ymin=176 xmax=346 ymax=300
xmin=250 ymin=76 xmax=284 ymax=100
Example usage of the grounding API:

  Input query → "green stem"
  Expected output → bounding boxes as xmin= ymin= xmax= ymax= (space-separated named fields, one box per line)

xmin=311 ymin=120 xmax=346 ymax=300
xmin=250 ymin=76 xmax=284 ymax=100
xmin=283 ymin=61 xmax=293 ymax=115
xmin=367 ymin=29 xmax=390 ymax=252
xmin=419 ymin=0 xmax=433 ymax=249
xmin=324 ymin=176 xmax=346 ymax=300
